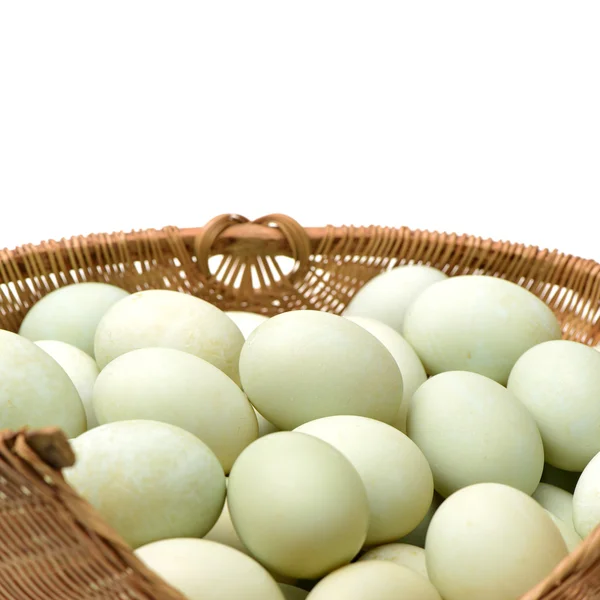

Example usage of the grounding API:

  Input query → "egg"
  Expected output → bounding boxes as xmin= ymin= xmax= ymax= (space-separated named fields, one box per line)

xmin=425 ymin=483 xmax=568 ymax=600
xmin=399 ymin=493 xmax=443 ymax=548
xmin=34 ymin=340 xmax=100 ymax=429
xmin=19 ymin=282 xmax=129 ymax=357
xmin=225 ymin=311 xmax=269 ymax=339
xmin=342 ymin=265 xmax=448 ymax=333
xmin=358 ymin=543 xmax=428 ymax=579
xmin=227 ymin=432 xmax=369 ymax=579
xmin=343 ymin=316 xmax=427 ymax=432
xmin=545 ymin=512 xmax=582 ymax=552
xmin=239 ymin=311 xmax=403 ymax=430
xmin=203 ymin=486 xmax=299 ymax=586
xmin=94 ymin=290 xmax=245 ymax=383
xmin=279 ymin=584 xmax=309 ymax=600
xmin=135 ymin=538 xmax=285 ymax=600
xmin=204 ymin=494 xmax=248 ymax=555
xmin=295 ymin=416 xmax=433 ymax=545
xmin=65 ymin=420 xmax=225 ymax=548
xmin=573 ymin=450 xmax=600 ymax=537
xmin=541 ymin=463 xmax=580 ymax=493
xmin=507 ymin=340 xmax=600 ymax=471
xmin=254 ymin=408 xmax=279 ymax=437
xmin=407 ymin=371 xmax=544 ymax=497
xmin=532 ymin=483 xmax=575 ymax=528
xmin=92 ymin=347 xmax=258 ymax=472
xmin=306 ymin=562 xmax=442 ymax=600
xmin=403 ymin=275 xmax=562 ymax=384
xmin=0 ymin=331 xmax=86 ymax=437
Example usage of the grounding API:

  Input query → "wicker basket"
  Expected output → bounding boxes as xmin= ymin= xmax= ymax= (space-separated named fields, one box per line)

xmin=0 ymin=213 xmax=599 ymax=600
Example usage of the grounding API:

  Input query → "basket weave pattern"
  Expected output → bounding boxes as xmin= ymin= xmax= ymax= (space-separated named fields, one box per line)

xmin=0 ymin=213 xmax=599 ymax=599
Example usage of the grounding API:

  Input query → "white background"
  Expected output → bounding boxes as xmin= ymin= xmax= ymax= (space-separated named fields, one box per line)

xmin=1 ymin=2 xmax=599 ymax=259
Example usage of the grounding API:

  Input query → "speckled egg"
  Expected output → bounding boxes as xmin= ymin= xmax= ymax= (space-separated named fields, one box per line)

xmin=94 ymin=290 xmax=245 ymax=383
xmin=65 ymin=420 xmax=225 ymax=548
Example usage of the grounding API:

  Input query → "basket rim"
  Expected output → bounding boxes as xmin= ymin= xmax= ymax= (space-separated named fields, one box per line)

xmin=2 ymin=220 xmax=600 ymax=282
xmin=3 ymin=220 xmax=599 ymax=262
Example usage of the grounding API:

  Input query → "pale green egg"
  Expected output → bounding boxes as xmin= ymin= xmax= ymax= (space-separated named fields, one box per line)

xmin=0 ymin=331 xmax=86 ymax=437
xmin=94 ymin=289 xmax=245 ymax=383
xmin=135 ymin=538 xmax=285 ymax=600
xmin=426 ymin=483 xmax=567 ymax=600
xmin=65 ymin=420 xmax=226 ymax=549
xmin=92 ymin=347 xmax=258 ymax=472
xmin=403 ymin=275 xmax=561 ymax=385
xmin=239 ymin=310 xmax=403 ymax=430
xmin=19 ymin=282 xmax=129 ymax=357
xmin=35 ymin=339 xmax=100 ymax=429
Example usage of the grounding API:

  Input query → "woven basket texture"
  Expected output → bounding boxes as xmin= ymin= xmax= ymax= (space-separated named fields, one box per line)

xmin=0 ymin=213 xmax=598 ymax=599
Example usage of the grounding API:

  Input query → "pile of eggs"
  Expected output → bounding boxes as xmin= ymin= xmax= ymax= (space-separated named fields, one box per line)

xmin=2 ymin=266 xmax=600 ymax=600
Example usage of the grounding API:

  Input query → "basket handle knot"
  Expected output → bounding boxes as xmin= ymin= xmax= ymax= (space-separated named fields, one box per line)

xmin=194 ymin=213 xmax=311 ymax=282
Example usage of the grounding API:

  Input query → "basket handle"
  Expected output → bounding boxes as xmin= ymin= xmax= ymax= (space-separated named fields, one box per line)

xmin=194 ymin=213 xmax=312 ymax=281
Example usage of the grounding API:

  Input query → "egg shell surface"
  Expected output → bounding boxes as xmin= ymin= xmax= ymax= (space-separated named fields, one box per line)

xmin=94 ymin=290 xmax=244 ymax=383
xmin=425 ymin=483 xmax=567 ymax=600
xmin=306 ymin=561 xmax=442 ymax=600
xmin=573 ymin=451 xmax=600 ymax=537
xmin=0 ymin=330 xmax=86 ymax=437
xmin=344 ymin=315 xmax=426 ymax=432
xmin=342 ymin=265 xmax=448 ymax=333
xmin=65 ymin=420 xmax=226 ymax=548
xmin=507 ymin=340 xmax=600 ymax=471
xmin=239 ymin=310 xmax=403 ymax=430
xmin=227 ymin=431 xmax=370 ymax=579
xmin=35 ymin=339 xmax=100 ymax=429
xmin=403 ymin=275 xmax=562 ymax=384
xmin=407 ymin=371 xmax=544 ymax=497
xmin=225 ymin=311 xmax=269 ymax=339
xmin=135 ymin=538 xmax=285 ymax=600
xmin=358 ymin=543 xmax=428 ymax=579
xmin=295 ymin=415 xmax=433 ymax=545
xmin=19 ymin=282 xmax=129 ymax=357
xmin=92 ymin=347 xmax=257 ymax=472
